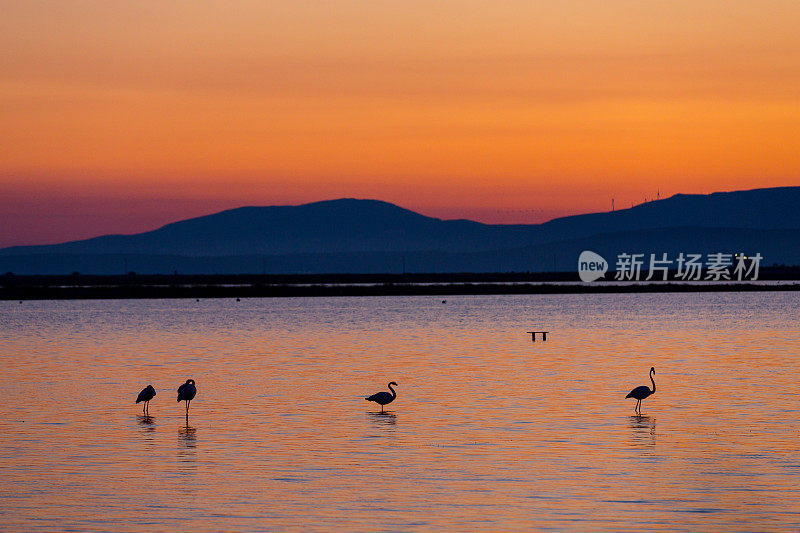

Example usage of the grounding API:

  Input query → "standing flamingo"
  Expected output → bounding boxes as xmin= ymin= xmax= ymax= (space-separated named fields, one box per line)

xmin=177 ymin=379 xmax=197 ymax=418
xmin=136 ymin=385 xmax=156 ymax=415
xmin=365 ymin=381 xmax=397 ymax=413
xmin=625 ymin=367 xmax=656 ymax=413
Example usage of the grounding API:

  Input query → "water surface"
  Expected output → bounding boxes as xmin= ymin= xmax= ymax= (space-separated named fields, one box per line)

xmin=1 ymin=293 xmax=799 ymax=531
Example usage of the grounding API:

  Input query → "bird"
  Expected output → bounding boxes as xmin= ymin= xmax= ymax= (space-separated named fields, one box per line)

xmin=625 ymin=367 xmax=656 ymax=413
xmin=177 ymin=379 xmax=197 ymax=418
xmin=365 ymin=381 xmax=397 ymax=413
xmin=136 ymin=385 xmax=156 ymax=415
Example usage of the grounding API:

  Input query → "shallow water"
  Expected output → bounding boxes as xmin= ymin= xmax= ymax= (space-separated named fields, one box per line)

xmin=1 ymin=293 xmax=799 ymax=531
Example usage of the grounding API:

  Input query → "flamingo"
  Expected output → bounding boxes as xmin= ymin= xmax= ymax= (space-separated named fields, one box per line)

xmin=177 ymin=379 xmax=197 ymax=418
xmin=365 ymin=381 xmax=397 ymax=413
xmin=136 ymin=385 xmax=156 ymax=415
xmin=626 ymin=367 xmax=656 ymax=413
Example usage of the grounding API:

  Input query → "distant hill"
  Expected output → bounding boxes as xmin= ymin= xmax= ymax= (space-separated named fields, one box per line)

xmin=0 ymin=199 xmax=537 ymax=256
xmin=1 ymin=187 xmax=799 ymax=274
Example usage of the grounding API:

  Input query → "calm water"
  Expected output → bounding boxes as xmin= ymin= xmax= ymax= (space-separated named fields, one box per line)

xmin=1 ymin=293 xmax=799 ymax=532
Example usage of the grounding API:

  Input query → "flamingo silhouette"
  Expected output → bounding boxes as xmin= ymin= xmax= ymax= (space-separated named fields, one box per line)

xmin=136 ymin=385 xmax=156 ymax=415
xmin=177 ymin=379 xmax=197 ymax=419
xmin=625 ymin=367 xmax=656 ymax=413
xmin=365 ymin=382 xmax=397 ymax=413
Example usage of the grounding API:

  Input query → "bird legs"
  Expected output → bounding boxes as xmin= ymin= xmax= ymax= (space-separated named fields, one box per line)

xmin=634 ymin=399 xmax=642 ymax=414
xmin=142 ymin=401 xmax=150 ymax=415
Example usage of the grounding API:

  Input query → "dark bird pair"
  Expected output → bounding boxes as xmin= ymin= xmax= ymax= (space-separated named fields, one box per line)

xmin=135 ymin=379 xmax=197 ymax=416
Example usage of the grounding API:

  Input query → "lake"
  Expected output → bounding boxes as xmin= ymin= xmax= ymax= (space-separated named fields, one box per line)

xmin=1 ymin=292 xmax=799 ymax=531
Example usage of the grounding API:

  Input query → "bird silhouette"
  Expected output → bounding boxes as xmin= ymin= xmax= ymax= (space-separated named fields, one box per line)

xmin=136 ymin=385 xmax=156 ymax=415
xmin=625 ymin=367 xmax=656 ymax=413
xmin=177 ymin=379 xmax=197 ymax=419
xmin=365 ymin=381 xmax=397 ymax=413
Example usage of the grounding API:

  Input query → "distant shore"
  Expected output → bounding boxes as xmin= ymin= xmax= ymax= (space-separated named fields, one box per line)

xmin=2 ymin=271 xmax=799 ymax=300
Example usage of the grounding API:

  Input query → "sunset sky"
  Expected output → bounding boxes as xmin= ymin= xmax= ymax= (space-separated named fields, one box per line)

xmin=2 ymin=1 xmax=798 ymax=247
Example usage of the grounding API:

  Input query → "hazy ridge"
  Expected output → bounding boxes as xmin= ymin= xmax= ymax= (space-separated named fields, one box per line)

xmin=2 ymin=187 xmax=799 ymax=274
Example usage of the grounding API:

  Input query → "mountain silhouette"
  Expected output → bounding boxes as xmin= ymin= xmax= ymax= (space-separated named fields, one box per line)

xmin=1 ymin=187 xmax=799 ymax=274
xmin=0 ymin=199 xmax=535 ymax=256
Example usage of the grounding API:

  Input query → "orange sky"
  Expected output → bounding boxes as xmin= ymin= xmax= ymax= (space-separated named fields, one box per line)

xmin=1 ymin=1 xmax=799 ymax=247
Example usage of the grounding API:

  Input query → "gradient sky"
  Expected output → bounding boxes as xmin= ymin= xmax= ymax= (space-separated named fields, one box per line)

xmin=2 ymin=1 xmax=799 ymax=247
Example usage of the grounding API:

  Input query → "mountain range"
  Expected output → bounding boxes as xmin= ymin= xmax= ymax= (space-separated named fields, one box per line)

xmin=2 ymin=186 xmax=799 ymax=274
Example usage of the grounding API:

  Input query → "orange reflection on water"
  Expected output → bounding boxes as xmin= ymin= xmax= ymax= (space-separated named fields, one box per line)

xmin=0 ymin=293 xmax=799 ymax=531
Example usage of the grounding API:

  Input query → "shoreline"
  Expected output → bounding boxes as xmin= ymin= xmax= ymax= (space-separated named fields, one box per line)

xmin=3 ymin=278 xmax=799 ymax=301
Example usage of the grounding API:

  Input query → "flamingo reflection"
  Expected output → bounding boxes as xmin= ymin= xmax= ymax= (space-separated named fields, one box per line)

xmin=368 ymin=411 xmax=397 ymax=426
xmin=628 ymin=414 xmax=656 ymax=448
xmin=137 ymin=414 xmax=156 ymax=439
xmin=178 ymin=425 xmax=197 ymax=448
xmin=137 ymin=414 xmax=155 ymax=426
